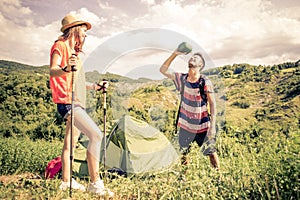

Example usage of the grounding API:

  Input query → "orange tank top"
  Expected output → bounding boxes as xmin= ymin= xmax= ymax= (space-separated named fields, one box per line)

xmin=49 ymin=41 xmax=86 ymax=107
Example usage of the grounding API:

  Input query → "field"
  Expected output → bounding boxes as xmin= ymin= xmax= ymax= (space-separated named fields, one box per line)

xmin=0 ymin=131 xmax=298 ymax=199
xmin=0 ymin=61 xmax=299 ymax=199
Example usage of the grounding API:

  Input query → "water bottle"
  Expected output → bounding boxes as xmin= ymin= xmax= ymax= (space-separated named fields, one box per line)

xmin=177 ymin=42 xmax=192 ymax=54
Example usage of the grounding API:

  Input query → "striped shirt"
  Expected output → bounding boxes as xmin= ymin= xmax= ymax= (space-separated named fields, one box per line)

xmin=174 ymin=73 xmax=213 ymax=134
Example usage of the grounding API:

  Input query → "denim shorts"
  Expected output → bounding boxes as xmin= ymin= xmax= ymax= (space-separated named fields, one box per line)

xmin=57 ymin=104 xmax=72 ymax=119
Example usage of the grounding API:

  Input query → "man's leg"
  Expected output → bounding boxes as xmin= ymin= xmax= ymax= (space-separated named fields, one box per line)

xmin=181 ymin=152 xmax=188 ymax=165
xmin=178 ymin=128 xmax=195 ymax=166
xmin=209 ymin=152 xmax=220 ymax=170
xmin=196 ymin=133 xmax=220 ymax=170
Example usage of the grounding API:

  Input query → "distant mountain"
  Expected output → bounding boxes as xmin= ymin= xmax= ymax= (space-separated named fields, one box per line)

xmin=0 ymin=60 xmax=152 ymax=84
xmin=85 ymin=71 xmax=153 ymax=83
xmin=0 ymin=59 xmax=298 ymax=140
xmin=0 ymin=60 xmax=48 ymax=73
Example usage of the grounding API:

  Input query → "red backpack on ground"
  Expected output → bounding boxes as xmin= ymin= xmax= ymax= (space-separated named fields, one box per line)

xmin=44 ymin=156 xmax=62 ymax=179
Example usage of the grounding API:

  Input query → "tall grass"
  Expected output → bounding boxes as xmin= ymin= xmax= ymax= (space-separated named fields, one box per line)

xmin=0 ymin=138 xmax=62 ymax=175
xmin=0 ymin=131 xmax=299 ymax=199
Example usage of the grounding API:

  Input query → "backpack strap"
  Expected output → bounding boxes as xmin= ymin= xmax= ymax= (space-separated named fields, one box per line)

xmin=199 ymin=75 xmax=207 ymax=104
xmin=180 ymin=74 xmax=187 ymax=96
xmin=175 ymin=74 xmax=187 ymax=132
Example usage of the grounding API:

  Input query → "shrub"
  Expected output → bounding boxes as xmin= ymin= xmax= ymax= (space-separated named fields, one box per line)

xmin=232 ymin=100 xmax=250 ymax=108
xmin=0 ymin=137 xmax=62 ymax=175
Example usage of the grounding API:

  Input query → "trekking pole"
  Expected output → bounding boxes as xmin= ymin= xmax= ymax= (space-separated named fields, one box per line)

xmin=102 ymin=79 xmax=108 ymax=170
xmin=69 ymin=55 xmax=77 ymax=198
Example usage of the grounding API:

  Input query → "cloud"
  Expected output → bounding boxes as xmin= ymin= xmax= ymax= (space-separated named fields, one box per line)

xmin=0 ymin=0 xmax=32 ymax=25
xmin=0 ymin=14 xmax=58 ymax=65
xmin=1 ymin=0 xmax=299 ymax=68
xmin=70 ymin=7 xmax=107 ymax=27
xmin=0 ymin=6 xmax=104 ymax=66
xmin=141 ymin=0 xmax=156 ymax=6
xmin=127 ymin=0 xmax=300 ymax=66
xmin=0 ymin=1 xmax=51 ymax=65
xmin=106 ymin=49 xmax=187 ymax=80
xmin=65 ymin=8 xmax=106 ymax=57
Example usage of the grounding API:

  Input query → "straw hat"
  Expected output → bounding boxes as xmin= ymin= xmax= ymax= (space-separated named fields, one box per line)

xmin=60 ymin=14 xmax=91 ymax=33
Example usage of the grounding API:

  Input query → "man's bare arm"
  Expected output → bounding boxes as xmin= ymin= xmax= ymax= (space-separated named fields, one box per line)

xmin=207 ymin=91 xmax=217 ymax=138
xmin=160 ymin=52 xmax=179 ymax=80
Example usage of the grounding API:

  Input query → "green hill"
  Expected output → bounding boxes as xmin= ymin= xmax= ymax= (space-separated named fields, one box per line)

xmin=219 ymin=63 xmax=299 ymax=136
xmin=0 ymin=60 xmax=299 ymax=140
xmin=0 ymin=60 xmax=299 ymax=199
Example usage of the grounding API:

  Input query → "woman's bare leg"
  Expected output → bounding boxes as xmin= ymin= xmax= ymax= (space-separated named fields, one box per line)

xmin=61 ymin=119 xmax=80 ymax=182
xmin=73 ymin=107 xmax=102 ymax=182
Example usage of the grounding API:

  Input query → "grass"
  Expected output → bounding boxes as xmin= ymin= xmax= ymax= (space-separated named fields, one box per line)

xmin=0 ymin=62 xmax=299 ymax=199
xmin=0 ymin=131 xmax=298 ymax=199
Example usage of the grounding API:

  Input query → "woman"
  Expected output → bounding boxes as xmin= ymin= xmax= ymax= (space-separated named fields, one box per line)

xmin=49 ymin=14 xmax=113 ymax=197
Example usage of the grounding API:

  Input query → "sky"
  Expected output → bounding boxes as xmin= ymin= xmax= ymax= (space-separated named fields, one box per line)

xmin=0 ymin=0 xmax=299 ymax=79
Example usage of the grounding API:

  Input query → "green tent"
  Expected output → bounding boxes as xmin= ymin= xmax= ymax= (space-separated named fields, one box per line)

xmin=73 ymin=115 xmax=179 ymax=176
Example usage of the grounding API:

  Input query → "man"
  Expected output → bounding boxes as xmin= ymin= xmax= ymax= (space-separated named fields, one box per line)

xmin=160 ymin=48 xmax=220 ymax=170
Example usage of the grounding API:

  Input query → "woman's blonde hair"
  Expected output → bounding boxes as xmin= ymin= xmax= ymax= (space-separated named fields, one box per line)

xmin=56 ymin=25 xmax=85 ymax=53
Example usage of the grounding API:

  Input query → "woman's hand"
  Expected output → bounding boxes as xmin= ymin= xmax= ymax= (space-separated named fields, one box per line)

xmin=66 ymin=54 xmax=78 ymax=71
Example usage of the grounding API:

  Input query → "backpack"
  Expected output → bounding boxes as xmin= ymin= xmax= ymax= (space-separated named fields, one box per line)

xmin=107 ymin=167 xmax=127 ymax=178
xmin=175 ymin=74 xmax=207 ymax=130
xmin=44 ymin=156 xmax=62 ymax=179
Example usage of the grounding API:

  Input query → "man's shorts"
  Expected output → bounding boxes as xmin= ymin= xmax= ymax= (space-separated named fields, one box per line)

xmin=179 ymin=128 xmax=216 ymax=156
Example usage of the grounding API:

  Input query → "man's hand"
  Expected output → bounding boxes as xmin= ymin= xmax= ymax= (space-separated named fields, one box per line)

xmin=174 ymin=49 xmax=188 ymax=56
xmin=207 ymin=125 xmax=216 ymax=140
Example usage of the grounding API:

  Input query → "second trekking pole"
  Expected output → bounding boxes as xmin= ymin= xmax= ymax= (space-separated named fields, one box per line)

xmin=69 ymin=55 xmax=77 ymax=198
xmin=102 ymin=80 xmax=108 ymax=169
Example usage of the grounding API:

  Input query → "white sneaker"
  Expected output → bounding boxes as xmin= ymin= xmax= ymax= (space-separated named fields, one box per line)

xmin=59 ymin=178 xmax=86 ymax=192
xmin=87 ymin=179 xmax=114 ymax=197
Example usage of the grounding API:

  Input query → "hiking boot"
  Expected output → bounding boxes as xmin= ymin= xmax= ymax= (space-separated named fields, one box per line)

xmin=87 ymin=179 xmax=114 ymax=197
xmin=59 ymin=178 xmax=85 ymax=192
